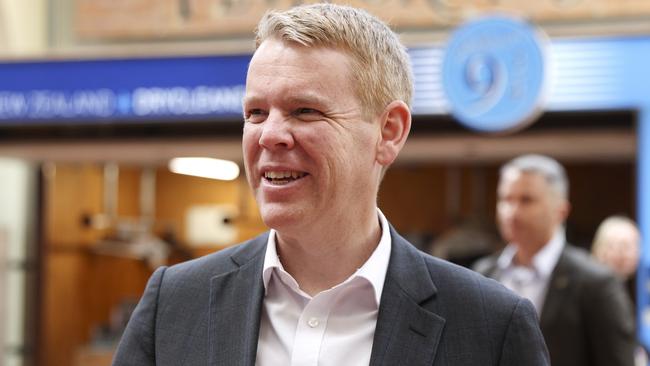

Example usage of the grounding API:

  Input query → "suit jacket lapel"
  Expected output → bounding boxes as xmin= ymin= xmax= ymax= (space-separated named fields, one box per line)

xmin=370 ymin=227 xmax=446 ymax=366
xmin=208 ymin=234 xmax=267 ymax=366
xmin=540 ymin=246 xmax=572 ymax=330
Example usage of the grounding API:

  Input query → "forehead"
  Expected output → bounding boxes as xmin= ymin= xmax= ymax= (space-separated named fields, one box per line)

xmin=498 ymin=169 xmax=551 ymax=196
xmin=607 ymin=223 xmax=640 ymax=241
xmin=245 ymin=39 xmax=353 ymax=96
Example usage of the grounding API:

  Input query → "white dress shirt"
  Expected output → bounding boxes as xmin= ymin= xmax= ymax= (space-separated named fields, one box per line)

xmin=255 ymin=209 xmax=392 ymax=366
xmin=496 ymin=229 xmax=565 ymax=315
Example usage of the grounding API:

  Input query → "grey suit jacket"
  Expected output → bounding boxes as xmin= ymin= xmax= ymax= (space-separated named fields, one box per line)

xmin=113 ymin=227 xmax=549 ymax=365
xmin=474 ymin=244 xmax=636 ymax=366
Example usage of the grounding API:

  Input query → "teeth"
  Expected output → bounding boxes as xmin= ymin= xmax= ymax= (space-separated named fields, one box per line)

xmin=264 ymin=171 xmax=306 ymax=180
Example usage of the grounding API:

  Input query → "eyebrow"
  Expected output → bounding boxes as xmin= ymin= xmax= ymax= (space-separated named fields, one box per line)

xmin=285 ymin=90 xmax=330 ymax=105
xmin=242 ymin=91 xmax=330 ymax=108
xmin=241 ymin=95 xmax=262 ymax=107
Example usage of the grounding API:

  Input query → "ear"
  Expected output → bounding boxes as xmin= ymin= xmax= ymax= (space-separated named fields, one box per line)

xmin=376 ymin=100 xmax=411 ymax=166
xmin=557 ymin=199 xmax=571 ymax=223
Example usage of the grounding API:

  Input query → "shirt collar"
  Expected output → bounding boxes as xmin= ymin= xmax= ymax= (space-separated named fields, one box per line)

xmin=262 ymin=208 xmax=392 ymax=305
xmin=262 ymin=229 xmax=285 ymax=292
xmin=497 ymin=228 xmax=566 ymax=278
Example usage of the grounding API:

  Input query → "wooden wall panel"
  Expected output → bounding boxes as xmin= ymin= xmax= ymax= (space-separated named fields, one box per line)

xmin=379 ymin=166 xmax=448 ymax=233
xmin=566 ymin=162 xmax=636 ymax=247
xmin=42 ymin=251 xmax=152 ymax=366
xmin=83 ymin=255 xmax=152 ymax=343
xmin=117 ymin=166 xmax=142 ymax=218
xmin=42 ymin=252 xmax=88 ymax=366
xmin=41 ymin=164 xmax=154 ymax=366
xmin=380 ymin=165 xmax=497 ymax=230
xmin=44 ymin=164 xmax=105 ymax=247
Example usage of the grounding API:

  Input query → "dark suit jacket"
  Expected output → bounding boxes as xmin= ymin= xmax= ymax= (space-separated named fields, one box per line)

xmin=113 ymin=227 xmax=549 ymax=365
xmin=473 ymin=244 xmax=636 ymax=366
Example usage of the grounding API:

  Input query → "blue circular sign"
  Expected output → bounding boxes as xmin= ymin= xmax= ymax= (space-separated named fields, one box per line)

xmin=442 ymin=16 xmax=548 ymax=133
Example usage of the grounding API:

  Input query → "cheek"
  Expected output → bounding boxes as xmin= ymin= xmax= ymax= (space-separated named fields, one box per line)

xmin=544 ymin=207 xmax=564 ymax=227
xmin=242 ymin=126 xmax=260 ymax=155
xmin=497 ymin=202 xmax=515 ymax=221
xmin=298 ymin=127 xmax=341 ymax=165
xmin=528 ymin=210 xmax=550 ymax=229
xmin=242 ymin=126 xmax=261 ymax=177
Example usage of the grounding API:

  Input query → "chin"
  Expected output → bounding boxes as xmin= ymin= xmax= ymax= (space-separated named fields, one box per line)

xmin=259 ymin=204 xmax=305 ymax=231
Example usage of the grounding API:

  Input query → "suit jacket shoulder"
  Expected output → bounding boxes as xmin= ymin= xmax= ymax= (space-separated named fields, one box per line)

xmin=112 ymin=232 xmax=269 ymax=366
xmin=556 ymin=244 xmax=617 ymax=283
xmin=470 ymin=251 xmax=500 ymax=277
xmin=541 ymin=243 xmax=636 ymax=366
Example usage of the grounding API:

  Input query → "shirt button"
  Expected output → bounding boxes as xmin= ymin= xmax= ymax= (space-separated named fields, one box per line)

xmin=307 ymin=317 xmax=320 ymax=328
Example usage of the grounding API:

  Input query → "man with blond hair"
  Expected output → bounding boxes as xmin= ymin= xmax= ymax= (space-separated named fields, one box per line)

xmin=113 ymin=4 xmax=549 ymax=365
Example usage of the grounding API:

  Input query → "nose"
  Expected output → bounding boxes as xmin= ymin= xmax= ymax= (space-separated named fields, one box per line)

xmin=258 ymin=111 xmax=295 ymax=150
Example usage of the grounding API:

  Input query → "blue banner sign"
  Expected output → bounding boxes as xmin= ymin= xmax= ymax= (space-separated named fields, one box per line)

xmin=0 ymin=55 xmax=250 ymax=124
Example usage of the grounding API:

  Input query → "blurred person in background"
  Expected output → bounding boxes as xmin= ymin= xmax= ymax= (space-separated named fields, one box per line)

xmin=474 ymin=154 xmax=636 ymax=366
xmin=112 ymin=3 xmax=549 ymax=365
xmin=591 ymin=215 xmax=647 ymax=366
xmin=592 ymin=215 xmax=640 ymax=279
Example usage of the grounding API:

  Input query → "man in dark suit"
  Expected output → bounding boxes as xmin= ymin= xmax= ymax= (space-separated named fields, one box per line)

xmin=113 ymin=4 xmax=549 ymax=365
xmin=474 ymin=154 xmax=636 ymax=366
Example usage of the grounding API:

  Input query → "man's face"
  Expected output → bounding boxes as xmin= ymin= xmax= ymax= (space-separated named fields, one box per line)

xmin=242 ymin=39 xmax=382 ymax=234
xmin=497 ymin=169 xmax=568 ymax=250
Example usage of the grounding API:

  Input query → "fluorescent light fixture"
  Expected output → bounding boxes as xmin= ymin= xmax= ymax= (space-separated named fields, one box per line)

xmin=169 ymin=157 xmax=240 ymax=181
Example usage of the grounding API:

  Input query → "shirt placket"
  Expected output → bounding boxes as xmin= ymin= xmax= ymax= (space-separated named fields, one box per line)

xmin=290 ymin=291 xmax=334 ymax=366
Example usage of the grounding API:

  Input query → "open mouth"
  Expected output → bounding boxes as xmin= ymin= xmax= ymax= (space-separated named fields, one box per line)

xmin=264 ymin=171 xmax=308 ymax=185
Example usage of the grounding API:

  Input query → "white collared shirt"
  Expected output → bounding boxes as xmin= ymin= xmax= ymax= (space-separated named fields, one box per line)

xmin=496 ymin=229 xmax=565 ymax=315
xmin=255 ymin=209 xmax=392 ymax=366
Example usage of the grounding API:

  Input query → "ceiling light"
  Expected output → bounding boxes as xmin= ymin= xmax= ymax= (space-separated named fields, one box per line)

xmin=168 ymin=157 xmax=240 ymax=181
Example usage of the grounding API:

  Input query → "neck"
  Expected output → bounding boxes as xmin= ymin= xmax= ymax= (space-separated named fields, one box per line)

xmin=514 ymin=249 xmax=538 ymax=267
xmin=514 ymin=233 xmax=554 ymax=267
xmin=275 ymin=207 xmax=381 ymax=296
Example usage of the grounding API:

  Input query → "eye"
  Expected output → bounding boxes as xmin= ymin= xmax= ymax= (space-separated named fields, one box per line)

xmin=292 ymin=107 xmax=323 ymax=121
xmin=520 ymin=195 xmax=534 ymax=205
xmin=245 ymin=108 xmax=267 ymax=124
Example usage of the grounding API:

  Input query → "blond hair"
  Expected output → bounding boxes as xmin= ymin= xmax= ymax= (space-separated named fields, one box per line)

xmin=254 ymin=3 xmax=413 ymax=117
xmin=592 ymin=216 xmax=640 ymax=256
